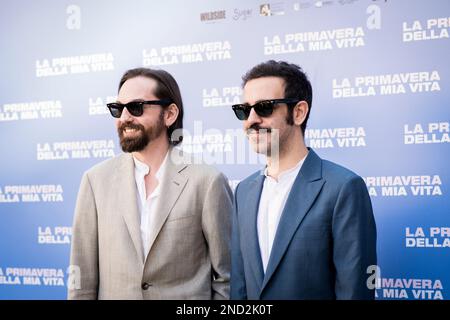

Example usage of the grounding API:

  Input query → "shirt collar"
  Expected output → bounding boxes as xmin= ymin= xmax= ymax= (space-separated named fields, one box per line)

xmin=263 ymin=153 xmax=308 ymax=183
xmin=133 ymin=151 xmax=169 ymax=180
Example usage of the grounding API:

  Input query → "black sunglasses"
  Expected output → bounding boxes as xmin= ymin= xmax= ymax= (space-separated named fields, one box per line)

xmin=231 ymin=98 xmax=300 ymax=120
xmin=106 ymin=99 xmax=173 ymax=118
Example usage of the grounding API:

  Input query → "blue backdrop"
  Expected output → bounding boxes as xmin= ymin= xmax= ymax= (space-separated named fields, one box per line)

xmin=0 ymin=0 xmax=449 ymax=300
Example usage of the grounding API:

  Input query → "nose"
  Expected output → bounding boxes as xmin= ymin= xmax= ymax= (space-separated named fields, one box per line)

xmin=119 ymin=106 xmax=133 ymax=122
xmin=245 ymin=107 xmax=262 ymax=128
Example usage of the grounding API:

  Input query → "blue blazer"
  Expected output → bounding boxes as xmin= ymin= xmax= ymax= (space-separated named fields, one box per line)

xmin=231 ymin=148 xmax=377 ymax=300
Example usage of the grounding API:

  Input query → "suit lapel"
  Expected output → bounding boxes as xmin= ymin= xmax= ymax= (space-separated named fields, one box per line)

xmin=145 ymin=148 xmax=188 ymax=261
xmin=116 ymin=153 xmax=145 ymax=264
xmin=261 ymin=149 xmax=325 ymax=291
xmin=241 ymin=173 xmax=266 ymax=291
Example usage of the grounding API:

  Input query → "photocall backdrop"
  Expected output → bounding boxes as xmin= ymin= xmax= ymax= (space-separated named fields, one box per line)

xmin=0 ymin=0 xmax=448 ymax=300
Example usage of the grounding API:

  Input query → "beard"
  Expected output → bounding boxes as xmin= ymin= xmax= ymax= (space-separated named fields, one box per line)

xmin=118 ymin=111 xmax=165 ymax=153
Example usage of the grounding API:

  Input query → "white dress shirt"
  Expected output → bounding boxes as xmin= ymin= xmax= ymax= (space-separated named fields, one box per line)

xmin=133 ymin=152 xmax=168 ymax=258
xmin=257 ymin=155 xmax=307 ymax=273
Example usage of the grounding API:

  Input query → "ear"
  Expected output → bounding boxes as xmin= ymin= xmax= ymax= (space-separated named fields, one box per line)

xmin=165 ymin=103 xmax=179 ymax=127
xmin=293 ymin=101 xmax=309 ymax=127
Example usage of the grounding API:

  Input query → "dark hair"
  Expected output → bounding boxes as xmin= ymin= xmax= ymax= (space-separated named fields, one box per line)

xmin=118 ymin=67 xmax=183 ymax=145
xmin=242 ymin=60 xmax=313 ymax=135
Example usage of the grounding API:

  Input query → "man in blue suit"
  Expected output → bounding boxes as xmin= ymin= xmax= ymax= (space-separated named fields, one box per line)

xmin=230 ymin=60 xmax=377 ymax=300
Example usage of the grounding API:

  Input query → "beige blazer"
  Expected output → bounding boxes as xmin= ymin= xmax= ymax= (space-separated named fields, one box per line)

xmin=68 ymin=147 xmax=232 ymax=299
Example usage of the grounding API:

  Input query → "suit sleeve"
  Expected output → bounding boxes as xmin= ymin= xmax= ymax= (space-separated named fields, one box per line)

xmin=201 ymin=172 xmax=233 ymax=300
xmin=332 ymin=175 xmax=377 ymax=300
xmin=67 ymin=172 xmax=99 ymax=300
xmin=230 ymin=183 xmax=247 ymax=300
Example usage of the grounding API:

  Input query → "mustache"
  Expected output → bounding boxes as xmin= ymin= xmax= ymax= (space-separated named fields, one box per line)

xmin=119 ymin=122 xmax=145 ymax=132
xmin=246 ymin=124 xmax=272 ymax=135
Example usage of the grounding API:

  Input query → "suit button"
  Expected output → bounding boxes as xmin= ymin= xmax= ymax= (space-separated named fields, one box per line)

xmin=141 ymin=282 xmax=151 ymax=290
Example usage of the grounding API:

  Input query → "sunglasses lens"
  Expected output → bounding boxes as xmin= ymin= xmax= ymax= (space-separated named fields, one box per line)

xmin=233 ymin=106 xmax=249 ymax=120
xmin=126 ymin=102 xmax=143 ymax=117
xmin=108 ymin=104 xmax=123 ymax=118
xmin=254 ymin=101 xmax=274 ymax=117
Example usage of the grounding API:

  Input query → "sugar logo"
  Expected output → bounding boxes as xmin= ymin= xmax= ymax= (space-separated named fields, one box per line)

xmin=233 ymin=8 xmax=252 ymax=21
xmin=403 ymin=17 xmax=450 ymax=42
xmin=66 ymin=5 xmax=81 ymax=30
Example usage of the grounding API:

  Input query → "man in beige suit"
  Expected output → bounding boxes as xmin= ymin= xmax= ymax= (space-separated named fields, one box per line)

xmin=68 ymin=68 xmax=232 ymax=299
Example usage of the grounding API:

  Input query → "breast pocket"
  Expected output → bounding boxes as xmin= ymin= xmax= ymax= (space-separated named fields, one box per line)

xmin=164 ymin=211 xmax=199 ymax=232
xmin=163 ymin=213 xmax=202 ymax=245
xmin=297 ymin=225 xmax=330 ymax=240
